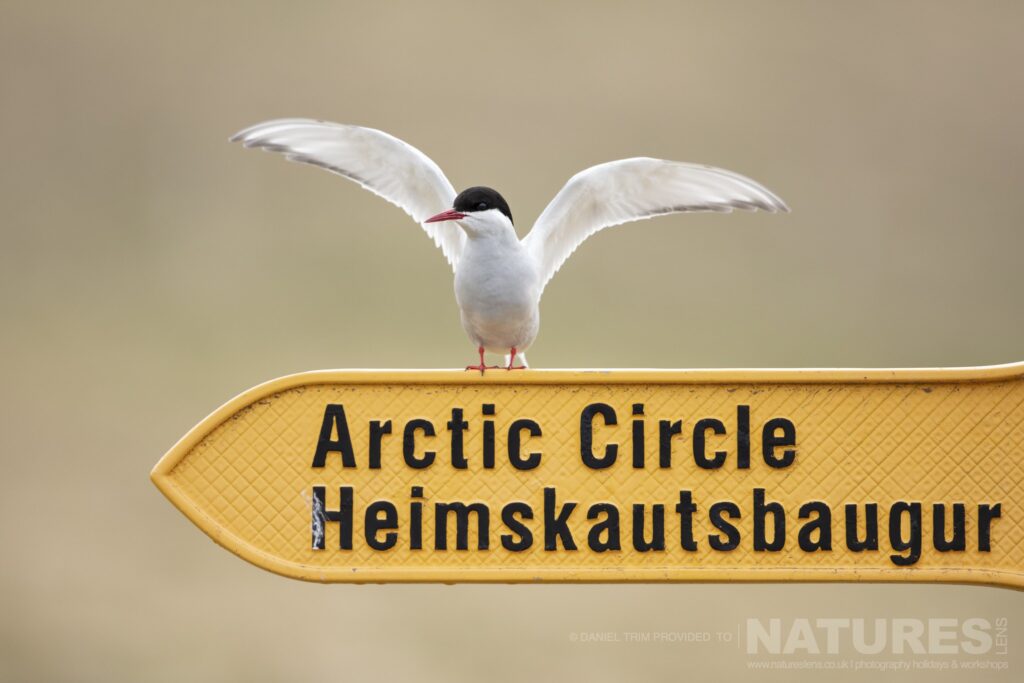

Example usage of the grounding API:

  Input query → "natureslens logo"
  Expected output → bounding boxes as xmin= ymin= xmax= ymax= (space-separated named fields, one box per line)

xmin=746 ymin=617 xmax=1008 ymax=656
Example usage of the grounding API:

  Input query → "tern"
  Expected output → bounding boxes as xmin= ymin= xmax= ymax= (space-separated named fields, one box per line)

xmin=231 ymin=119 xmax=789 ymax=372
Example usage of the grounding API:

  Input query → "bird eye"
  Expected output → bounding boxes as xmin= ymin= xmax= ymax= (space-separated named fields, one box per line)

xmin=476 ymin=202 xmax=488 ymax=211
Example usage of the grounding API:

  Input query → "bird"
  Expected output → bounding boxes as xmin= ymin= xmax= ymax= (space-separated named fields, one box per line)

xmin=230 ymin=119 xmax=789 ymax=373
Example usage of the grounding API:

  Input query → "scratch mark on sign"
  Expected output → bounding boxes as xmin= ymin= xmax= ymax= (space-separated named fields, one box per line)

xmin=311 ymin=493 xmax=325 ymax=549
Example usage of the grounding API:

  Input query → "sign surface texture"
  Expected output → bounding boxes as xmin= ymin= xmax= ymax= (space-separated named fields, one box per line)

xmin=152 ymin=365 xmax=1024 ymax=587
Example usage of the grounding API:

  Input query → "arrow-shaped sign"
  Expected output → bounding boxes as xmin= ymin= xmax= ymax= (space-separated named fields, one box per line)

xmin=152 ymin=365 xmax=1024 ymax=588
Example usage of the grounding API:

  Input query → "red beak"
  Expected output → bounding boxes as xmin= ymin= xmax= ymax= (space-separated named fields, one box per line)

xmin=424 ymin=208 xmax=467 ymax=223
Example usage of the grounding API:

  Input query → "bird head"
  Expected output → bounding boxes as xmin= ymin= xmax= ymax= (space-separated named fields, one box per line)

xmin=425 ymin=186 xmax=514 ymax=238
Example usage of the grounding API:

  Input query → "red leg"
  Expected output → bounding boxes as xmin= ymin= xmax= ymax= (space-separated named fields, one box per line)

xmin=466 ymin=346 xmax=499 ymax=375
xmin=506 ymin=347 xmax=527 ymax=370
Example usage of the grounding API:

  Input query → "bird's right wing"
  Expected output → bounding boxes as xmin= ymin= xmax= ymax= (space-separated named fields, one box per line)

xmin=522 ymin=157 xmax=789 ymax=293
xmin=231 ymin=119 xmax=465 ymax=271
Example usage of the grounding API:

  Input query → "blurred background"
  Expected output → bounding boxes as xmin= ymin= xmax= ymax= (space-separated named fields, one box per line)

xmin=2 ymin=1 xmax=1023 ymax=680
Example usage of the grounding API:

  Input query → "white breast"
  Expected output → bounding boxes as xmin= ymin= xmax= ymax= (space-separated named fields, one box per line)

xmin=454 ymin=234 xmax=541 ymax=353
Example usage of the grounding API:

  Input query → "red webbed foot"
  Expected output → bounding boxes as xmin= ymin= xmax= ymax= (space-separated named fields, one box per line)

xmin=465 ymin=346 xmax=500 ymax=375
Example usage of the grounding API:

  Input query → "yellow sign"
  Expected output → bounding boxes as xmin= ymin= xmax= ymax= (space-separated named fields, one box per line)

xmin=152 ymin=364 xmax=1024 ymax=588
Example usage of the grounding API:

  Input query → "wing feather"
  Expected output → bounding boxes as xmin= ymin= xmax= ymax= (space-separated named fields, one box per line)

xmin=231 ymin=119 xmax=464 ymax=270
xmin=522 ymin=157 xmax=788 ymax=292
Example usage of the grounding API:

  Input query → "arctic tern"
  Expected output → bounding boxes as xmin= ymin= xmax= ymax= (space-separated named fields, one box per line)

xmin=231 ymin=119 xmax=788 ymax=372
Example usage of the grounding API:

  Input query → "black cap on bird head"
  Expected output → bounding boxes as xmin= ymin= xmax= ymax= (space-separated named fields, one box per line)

xmin=424 ymin=186 xmax=513 ymax=225
xmin=453 ymin=187 xmax=513 ymax=225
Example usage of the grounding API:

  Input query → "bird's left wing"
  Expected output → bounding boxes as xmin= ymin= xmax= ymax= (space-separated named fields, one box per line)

xmin=522 ymin=157 xmax=789 ymax=293
xmin=231 ymin=119 xmax=464 ymax=270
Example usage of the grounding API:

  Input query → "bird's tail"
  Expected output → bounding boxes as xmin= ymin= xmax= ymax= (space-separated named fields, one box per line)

xmin=504 ymin=352 xmax=528 ymax=369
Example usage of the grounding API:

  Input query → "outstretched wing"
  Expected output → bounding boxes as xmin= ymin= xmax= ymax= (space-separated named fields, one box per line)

xmin=231 ymin=119 xmax=464 ymax=270
xmin=522 ymin=157 xmax=789 ymax=292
